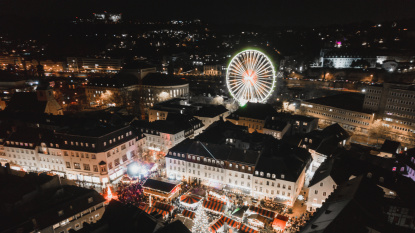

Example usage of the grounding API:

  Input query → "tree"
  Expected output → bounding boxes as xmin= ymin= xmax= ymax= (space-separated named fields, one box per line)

xmin=369 ymin=120 xmax=389 ymax=145
xmin=191 ymin=204 xmax=210 ymax=233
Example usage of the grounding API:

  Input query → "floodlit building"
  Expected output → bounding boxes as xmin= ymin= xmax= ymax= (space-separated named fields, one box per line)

xmin=0 ymin=122 xmax=145 ymax=187
xmin=166 ymin=139 xmax=311 ymax=205
xmin=302 ymin=93 xmax=375 ymax=134
xmin=363 ymin=83 xmax=415 ymax=143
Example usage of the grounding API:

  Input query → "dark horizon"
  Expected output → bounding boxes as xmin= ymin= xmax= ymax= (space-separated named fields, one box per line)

xmin=1 ymin=0 xmax=415 ymax=28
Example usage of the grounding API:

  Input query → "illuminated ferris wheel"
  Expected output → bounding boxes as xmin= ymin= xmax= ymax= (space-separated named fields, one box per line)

xmin=226 ymin=49 xmax=276 ymax=106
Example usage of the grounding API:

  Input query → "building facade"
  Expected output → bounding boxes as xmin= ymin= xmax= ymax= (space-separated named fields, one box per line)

xmin=0 ymin=126 xmax=145 ymax=186
xmin=302 ymin=93 xmax=375 ymax=133
xmin=363 ymin=83 xmax=415 ymax=143
xmin=166 ymin=140 xmax=311 ymax=206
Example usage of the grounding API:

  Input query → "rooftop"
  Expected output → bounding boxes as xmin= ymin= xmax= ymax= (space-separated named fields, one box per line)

xmin=143 ymin=178 xmax=180 ymax=193
xmin=303 ymin=93 xmax=372 ymax=114
xmin=142 ymin=73 xmax=188 ymax=86
xmin=227 ymin=102 xmax=277 ymax=121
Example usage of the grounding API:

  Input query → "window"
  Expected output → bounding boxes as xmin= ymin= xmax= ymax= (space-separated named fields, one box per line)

xmin=74 ymin=163 xmax=81 ymax=169
xmin=66 ymin=162 xmax=71 ymax=168
xmin=114 ymin=159 xmax=120 ymax=166
xmin=88 ymin=197 xmax=93 ymax=203
xmin=84 ymin=164 xmax=90 ymax=170
xmin=320 ymin=182 xmax=323 ymax=186
xmin=266 ymin=173 xmax=270 ymax=178
xmin=315 ymin=190 xmax=318 ymax=194
xmin=93 ymin=165 xmax=98 ymax=172
xmin=58 ymin=210 xmax=64 ymax=216
xmin=260 ymin=172 xmax=264 ymax=176
xmin=122 ymin=154 xmax=127 ymax=162
xmin=323 ymin=192 xmax=326 ymax=196
xmin=272 ymin=174 xmax=276 ymax=179
xmin=91 ymin=154 xmax=96 ymax=159
xmin=281 ymin=174 xmax=285 ymax=179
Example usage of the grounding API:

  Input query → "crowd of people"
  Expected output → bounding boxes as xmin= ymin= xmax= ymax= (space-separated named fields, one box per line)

xmin=117 ymin=182 xmax=144 ymax=206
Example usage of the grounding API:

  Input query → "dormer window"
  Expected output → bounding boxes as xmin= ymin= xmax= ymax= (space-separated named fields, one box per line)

xmin=229 ymin=163 xmax=232 ymax=168
xmin=272 ymin=174 xmax=276 ymax=179
xmin=236 ymin=165 xmax=239 ymax=169
xmin=248 ymin=167 xmax=251 ymax=171
xmin=71 ymin=141 xmax=74 ymax=145
xmin=281 ymin=174 xmax=285 ymax=179
xmin=65 ymin=141 xmax=68 ymax=145
xmin=255 ymin=171 xmax=258 ymax=175
xmin=266 ymin=173 xmax=270 ymax=178
xmin=242 ymin=166 xmax=245 ymax=170
xmin=260 ymin=172 xmax=264 ymax=177
xmin=104 ymin=142 xmax=107 ymax=146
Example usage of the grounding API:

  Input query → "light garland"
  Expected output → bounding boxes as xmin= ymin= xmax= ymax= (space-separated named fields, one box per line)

xmin=191 ymin=203 xmax=210 ymax=233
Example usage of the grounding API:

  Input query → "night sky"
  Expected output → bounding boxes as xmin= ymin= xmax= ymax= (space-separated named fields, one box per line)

xmin=0 ymin=0 xmax=414 ymax=27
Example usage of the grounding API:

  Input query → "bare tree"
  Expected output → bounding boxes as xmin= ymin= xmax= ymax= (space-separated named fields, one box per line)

xmin=369 ymin=120 xmax=389 ymax=145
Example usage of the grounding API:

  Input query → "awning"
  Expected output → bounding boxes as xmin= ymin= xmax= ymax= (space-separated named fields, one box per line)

xmin=239 ymin=224 xmax=259 ymax=233
xmin=248 ymin=205 xmax=276 ymax=219
xmin=207 ymin=195 xmax=227 ymax=205
xmin=154 ymin=201 xmax=175 ymax=213
xmin=209 ymin=217 xmax=224 ymax=233
xmin=203 ymin=200 xmax=224 ymax=212
xmin=181 ymin=209 xmax=196 ymax=219
xmin=139 ymin=205 xmax=168 ymax=217
xmin=180 ymin=194 xmax=202 ymax=205
xmin=221 ymin=216 xmax=240 ymax=228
